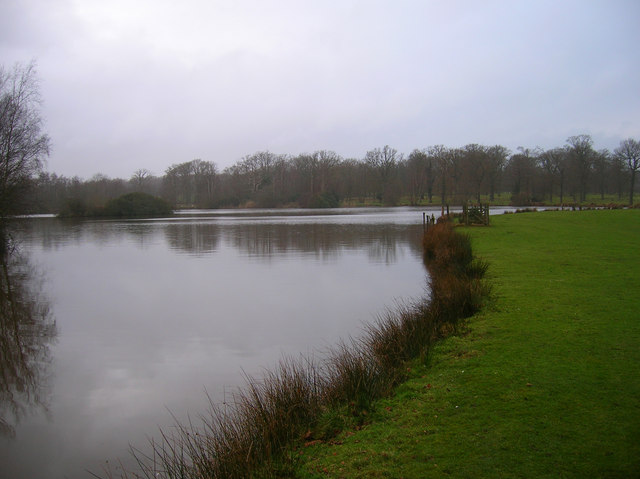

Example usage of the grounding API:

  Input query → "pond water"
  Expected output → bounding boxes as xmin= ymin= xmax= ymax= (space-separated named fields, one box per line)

xmin=0 ymin=207 xmax=433 ymax=478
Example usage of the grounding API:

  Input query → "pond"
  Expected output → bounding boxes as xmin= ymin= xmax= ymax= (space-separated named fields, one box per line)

xmin=0 ymin=207 xmax=432 ymax=478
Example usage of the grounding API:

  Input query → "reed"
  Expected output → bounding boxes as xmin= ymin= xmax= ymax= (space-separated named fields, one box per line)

xmin=109 ymin=218 xmax=488 ymax=479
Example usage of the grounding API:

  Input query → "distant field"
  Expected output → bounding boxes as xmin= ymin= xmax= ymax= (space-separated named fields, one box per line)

xmin=297 ymin=209 xmax=640 ymax=478
xmin=341 ymin=193 xmax=637 ymax=208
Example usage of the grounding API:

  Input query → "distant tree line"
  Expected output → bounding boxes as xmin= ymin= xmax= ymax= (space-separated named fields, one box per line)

xmin=29 ymin=135 xmax=640 ymax=214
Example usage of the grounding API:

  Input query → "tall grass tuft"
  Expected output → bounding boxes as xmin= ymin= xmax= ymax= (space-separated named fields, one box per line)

xmin=364 ymin=300 xmax=437 ymax=371
xmin=424 ymin=221 xmax=491 ymax=332
xmin=109 ymin=218 xmax=489 ymax=479
xmin=322 ymin=338 xmax=394 ymax=416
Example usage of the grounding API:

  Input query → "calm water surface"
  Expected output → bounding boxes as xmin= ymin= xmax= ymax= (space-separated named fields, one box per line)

xmin=0 ymin=207 xmax=430 ymax=478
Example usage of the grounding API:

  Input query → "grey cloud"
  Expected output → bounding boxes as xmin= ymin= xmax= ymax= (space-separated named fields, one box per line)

xmin=1 ymin=0 xmax=638 ymax=178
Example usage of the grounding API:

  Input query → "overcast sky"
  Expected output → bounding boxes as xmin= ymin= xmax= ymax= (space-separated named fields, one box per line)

xmin=2 ymin=0 xmax=639 ymax=179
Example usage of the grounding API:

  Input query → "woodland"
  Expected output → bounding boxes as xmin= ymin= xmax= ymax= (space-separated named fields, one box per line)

xmin=30 ymin=136 xmax=640 ymax=214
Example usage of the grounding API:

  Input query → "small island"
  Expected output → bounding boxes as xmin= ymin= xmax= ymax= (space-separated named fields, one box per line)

xmin=58 ymin=192 xmax=173 ymax=218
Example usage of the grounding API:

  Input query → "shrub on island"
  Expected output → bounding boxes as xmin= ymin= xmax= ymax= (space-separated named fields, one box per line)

xmin=103 ymin=192 xmax=172 ymax=217
xmin=59 ymin=192 xmax=172 ymax=218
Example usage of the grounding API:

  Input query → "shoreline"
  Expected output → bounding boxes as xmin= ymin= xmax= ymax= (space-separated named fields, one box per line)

xmin=109 ymin=218 xmax=489 ymax=478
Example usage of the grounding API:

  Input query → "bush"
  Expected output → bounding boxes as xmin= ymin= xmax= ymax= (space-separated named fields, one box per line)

xmin=59 ymin=198 xmax=88 ymax=217
xmin=104 ymin=192 xmax=172 ymax=217
xmin=309 ymin=191 xmax=340 ymax=209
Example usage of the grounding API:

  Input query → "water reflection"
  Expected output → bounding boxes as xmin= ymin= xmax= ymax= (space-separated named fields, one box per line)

xmin=0 ymin=231 xmax=56 ymax=438
xmin=17 ymin=218 xmax=163 ymax=251
xmin=165 ymin=221 xmax=424 ymax=263
xmin=18 ymin=210 xmax=426 ymax=264
xmin=165 ymin=223 xmax=220 ymax=256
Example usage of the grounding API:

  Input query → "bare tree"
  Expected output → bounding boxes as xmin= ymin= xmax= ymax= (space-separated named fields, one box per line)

xmin=237 ymin=151 xmax=274 ymax=194
xmin=591 ymin=149 xmax=611 ymax=200
xmin=608 ymin=154 xmax=627 ymax=201
xmin=462 ymin=144 xmax=489 ymax=203
xmin=486 ymin=145 xmax=509 ymax=202
xmin=566 ymin=134 xmax=594 ymax=202
xmin=539 ymin=147 xmax=568 ymax=203
xmin=0 ymin=62 xmax=50 ymax=217
xmin=293 ymin=150 xmax=341 ymax=206
xmin=162 ymin=160 xmax=218 ymax=207
xmin=334 ymin=158 xmax=367 ymax=203
xmin=429 ymin=145 xmax=450 ymax=206
xmin=447 ymin=147 xmax=465 ymax=204
xmin=315 ymin=150 xmax=341 ymax=196
xmin=130 ymin=168 xmax=152 ymax=190
xmin=405 ymin=149 xmax=426 ymax=206
xmin=614 ymin=138 xmax=640 ymax=205
xmin=192 ymin=159 xmax=217 ymax=206
xmin=506 ymin=147 xmax=540 ymax=204
xmin=364 ymin=145 xmax=401 ymax=205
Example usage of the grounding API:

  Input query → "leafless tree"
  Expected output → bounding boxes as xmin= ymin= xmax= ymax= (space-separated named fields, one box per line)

xmin=429 ymin=145 xmax=450 ymax=206
xmin=486 ymin=145 xmax=509 ymax=202
xmin=162 ymin=159 xmax=218 ymax=207
xmin=405 ymin=149 xmax=433 ymax=205
xmin=539 ymin=147 xmax=568 ymax=203
xmin=614 ymin=138 xmax=640 ymax=205
xmin=447 ymin=147 xmax=465 ymax=204
xmin=566 ymin=134 xmax=594 ymax=202
xmin=506 ymin=147 xmax=540 ymax=204
xmin=591 ymin=149 xmax=611 ymax=200
xmin=462 ymin=144 xmax=489 ymax=203
xmin=293 ymin=150 xmax=341 ymax=206
xmin=192 ymin=159 xmax=217 ymax=206
xmin=130 ymin=168 xmax=152 ymax=190
xmin=364 ymin=145 xmax=401 ymax=204
xmin=0 ymin=62 xmax=50 ymax=217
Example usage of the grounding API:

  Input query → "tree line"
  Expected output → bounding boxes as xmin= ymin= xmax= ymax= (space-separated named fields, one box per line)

xmin=31 ymin=135 xmax=640 ymax=214
xmin=2 ymin=63 xmax=639 ymax=217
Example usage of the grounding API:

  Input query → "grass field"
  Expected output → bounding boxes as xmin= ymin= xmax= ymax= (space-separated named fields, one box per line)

xmin=341 ymin=193 xmax=638 ymax=208
xmin=296 ymin=209 xmax=640 ymax=478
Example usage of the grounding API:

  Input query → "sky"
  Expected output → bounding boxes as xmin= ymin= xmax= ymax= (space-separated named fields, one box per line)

xmin=1 ymin=0 xmax=639 ymax=180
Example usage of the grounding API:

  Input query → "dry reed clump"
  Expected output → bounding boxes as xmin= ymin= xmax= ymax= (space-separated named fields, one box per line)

xmin=423 ymin=220 xmax=473 ymax=273
xmin=113 ymin=218 xmax=488 ymax=479
xmin=423 ymin=221 xmax=491 ymax=332
xmin=364 ymin=301 xmax=437 ymax=372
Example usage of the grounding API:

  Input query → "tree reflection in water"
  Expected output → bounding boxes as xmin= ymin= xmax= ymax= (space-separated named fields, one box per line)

xmin=164 ymin=221 xmax=424 ymax=263
xmin=0 ymin=230 xmax=56 ymax=438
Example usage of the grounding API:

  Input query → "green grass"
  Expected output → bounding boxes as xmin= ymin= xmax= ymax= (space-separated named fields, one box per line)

xmin=296 ymin=209 xmax=640 ymax=478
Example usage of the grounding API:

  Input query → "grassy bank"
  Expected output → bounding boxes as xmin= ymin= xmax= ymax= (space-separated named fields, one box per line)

xmin=297 ymin=209 xmax=640 ymax=478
